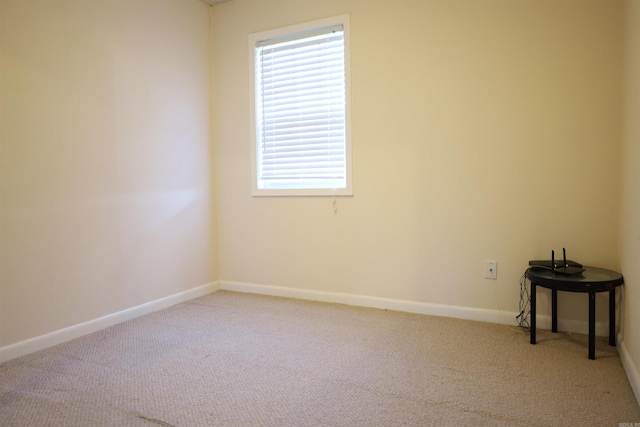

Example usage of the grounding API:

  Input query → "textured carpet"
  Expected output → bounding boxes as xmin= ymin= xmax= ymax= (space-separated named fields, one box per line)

xmin=1 ymin=290 xmax=639 ymax=426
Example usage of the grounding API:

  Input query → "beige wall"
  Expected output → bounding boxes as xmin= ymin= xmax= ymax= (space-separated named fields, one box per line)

xmin=0 ymin=0 xmax=630 ymax=371
xmin=213 ymin=0 xmax=622 ymax=321
xmin=0 ymin=0 xmax=216 ymax=347
xmin=621 ymin=0 xmax=640 ymax=397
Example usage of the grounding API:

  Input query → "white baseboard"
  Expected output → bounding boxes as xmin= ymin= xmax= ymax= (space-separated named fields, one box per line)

xmin=0 ymin=282 xmax=220 ymax=363
xmin=618 ymin=336 xmax=640 ymax=406
xmin=220 ymin=280 xmax=521 ymax=325
xmin=219 ymin=280 xmax=611 ymax=336
xmin=0 ymin=280 xmax=615 ymax=366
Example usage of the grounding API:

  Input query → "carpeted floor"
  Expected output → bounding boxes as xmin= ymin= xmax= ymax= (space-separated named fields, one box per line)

xmin=1 ymin=290 xmax=639 ymax=426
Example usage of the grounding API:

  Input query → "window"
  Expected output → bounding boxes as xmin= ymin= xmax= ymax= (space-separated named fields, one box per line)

xmin=249 ymin=15 xmax=352 ymax=196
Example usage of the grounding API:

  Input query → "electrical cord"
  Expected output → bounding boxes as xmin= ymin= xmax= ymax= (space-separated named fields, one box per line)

xmin=516 ymin=268 xmax=531 ymax=332
xmin=490 ymin=280 xmax=525 ymax=334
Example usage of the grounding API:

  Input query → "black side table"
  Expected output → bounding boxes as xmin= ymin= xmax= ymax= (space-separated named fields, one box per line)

xmin=526 ymin=266 xmax=623 ymax=360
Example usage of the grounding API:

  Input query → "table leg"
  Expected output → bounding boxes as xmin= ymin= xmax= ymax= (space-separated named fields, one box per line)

xmin=609 ymin=288 xmax=616 ymax=346
xmin=530 ymin=282 xmax=536 ymax=345
xmin=552 ymin=289 xmax=558 ymax=333
xmin=589 ymin=291 xmax=596 ymax=360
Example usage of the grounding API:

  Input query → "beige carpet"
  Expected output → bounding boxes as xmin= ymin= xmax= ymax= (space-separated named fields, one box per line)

xmin=1 ymin=290 xmax=639 ymax=426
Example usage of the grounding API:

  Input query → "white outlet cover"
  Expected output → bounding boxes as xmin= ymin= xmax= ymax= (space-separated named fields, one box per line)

xmin=485 ymin=261 xmax=497 ymax=279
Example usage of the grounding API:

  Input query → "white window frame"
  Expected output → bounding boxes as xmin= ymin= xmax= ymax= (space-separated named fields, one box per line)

xmin=249 ymin=15 xmax=352 ymax=197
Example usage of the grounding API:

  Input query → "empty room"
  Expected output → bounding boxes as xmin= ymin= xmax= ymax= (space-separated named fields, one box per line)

xmin=1 ymin=0 xmax=640 ymax=425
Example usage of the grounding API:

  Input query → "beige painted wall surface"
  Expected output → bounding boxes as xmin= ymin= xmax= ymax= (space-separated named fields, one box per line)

xmin=213 ymin=1 xmax=622 ymax=322
xmin=0 ymin=0 xmax=216 ymax=347
xmin=621 ymin=0 xmax=640 ymax=395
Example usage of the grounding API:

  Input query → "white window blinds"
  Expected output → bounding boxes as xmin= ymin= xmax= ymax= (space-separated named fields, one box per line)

xmin=254 ymin=24 xmax=347 ymax=192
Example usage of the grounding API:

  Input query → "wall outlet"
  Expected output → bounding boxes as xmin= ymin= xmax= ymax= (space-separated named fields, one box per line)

xmin=484 ymin=260 xmax=497 ymax=280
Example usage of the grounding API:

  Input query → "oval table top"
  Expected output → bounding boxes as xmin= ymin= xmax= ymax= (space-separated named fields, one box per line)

xmin=526 ymin=266 xmax=623 ymax=293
